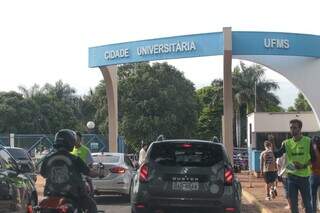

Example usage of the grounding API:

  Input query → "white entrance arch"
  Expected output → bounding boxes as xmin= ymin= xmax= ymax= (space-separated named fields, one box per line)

xmin=89 ymin=28 xmax=320 ymax=162
xmin=234 ymin=55 xmax=320 ymax=124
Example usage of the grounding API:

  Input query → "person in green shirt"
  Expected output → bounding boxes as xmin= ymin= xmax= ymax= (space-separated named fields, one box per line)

xmin=274 ymin=119 xmax=314 ymax=213
xmin=71 ymin=131 xmax=95 ymax=197
xmin=71 ymin=131 xmax=94 ymax=166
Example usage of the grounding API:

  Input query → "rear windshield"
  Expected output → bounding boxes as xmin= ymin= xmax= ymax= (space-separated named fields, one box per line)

xmin=149 ymin=142 xmax=224 ymax=167
xmin=6 ymin=148 xmax=29 ymax=160
xmin=93 ymin=155 xmax=120 ymax=164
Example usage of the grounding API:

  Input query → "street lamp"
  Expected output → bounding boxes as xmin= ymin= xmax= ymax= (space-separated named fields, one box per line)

xmin=86 ymin=121 xmax=95 ymax=133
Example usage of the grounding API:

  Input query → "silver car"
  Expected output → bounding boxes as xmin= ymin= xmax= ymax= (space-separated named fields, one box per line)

xmin=92 ymin=152 xmax=136 ymax=198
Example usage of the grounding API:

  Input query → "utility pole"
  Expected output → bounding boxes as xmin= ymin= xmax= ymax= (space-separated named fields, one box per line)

xmin=254 ymin=80 xmax=258 ymax=112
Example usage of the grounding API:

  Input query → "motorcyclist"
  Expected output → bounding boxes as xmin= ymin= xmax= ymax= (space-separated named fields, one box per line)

xmin=40 ymin=129 xmax=101 ymax=213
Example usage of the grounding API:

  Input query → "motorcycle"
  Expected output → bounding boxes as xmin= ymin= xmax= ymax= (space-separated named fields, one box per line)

xmin=35 ymin=163 xmax=105 ymax=213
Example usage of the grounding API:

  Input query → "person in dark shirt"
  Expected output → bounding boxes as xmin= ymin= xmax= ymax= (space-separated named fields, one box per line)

xmin=40 ymin=129 xmax=101 ymax=213
xmin=310 ymin=136 xmax=320 ymax=212
xmin=260 ymin=140 xmax=278 ymax=200
xmin=274 ymin=119 xmax=314 ymax=213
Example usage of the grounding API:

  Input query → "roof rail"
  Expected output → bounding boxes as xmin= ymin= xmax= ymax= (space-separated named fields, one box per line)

xmin=156 ymin=134 xmax=165 ymax=141
xmin=212 ymin=136 xmax=220 ymax=143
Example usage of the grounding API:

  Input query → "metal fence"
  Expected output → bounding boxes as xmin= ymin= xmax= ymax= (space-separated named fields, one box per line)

xmin=0 ymin=134 xmax=128 ymax=156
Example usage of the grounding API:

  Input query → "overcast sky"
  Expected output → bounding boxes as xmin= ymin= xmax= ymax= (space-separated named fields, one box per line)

xmin=1 ymin=0 xmax=319 ymax=108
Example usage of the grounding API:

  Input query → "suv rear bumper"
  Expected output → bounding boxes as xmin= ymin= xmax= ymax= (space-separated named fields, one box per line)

xmin=132 ymin=185 xmax=240 ymax=210
xmin=133 ymin=195 xmax=238 ymax=210
xmin=143 ymin=196 xmax=224 ymax=207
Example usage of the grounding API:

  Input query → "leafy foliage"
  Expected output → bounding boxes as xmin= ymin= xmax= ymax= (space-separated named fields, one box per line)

xmin=195 ymin=81 xmax=223 ymax=140
xmin=287 ymin=92 xmax=312 ymax=112
xmin=0 ymin=61 xmax=284 ymax=151
xmin=116 ymin=62 xmax=198 ymax=149
xmin=0 ymin=81 xmax=95 ymax=134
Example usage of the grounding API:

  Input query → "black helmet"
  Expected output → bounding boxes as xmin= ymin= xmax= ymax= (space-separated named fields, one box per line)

xmin=53 ymin=129 xmax=76 ymax=151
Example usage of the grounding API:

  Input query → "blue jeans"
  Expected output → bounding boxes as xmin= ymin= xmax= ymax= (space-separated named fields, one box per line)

xmin=310 ymin=174 xmax=320 ymax=213
xmin=282 ymin=177 xmax=289 ymax=199
xmin=287 ymin=175 xmax=312 ymax=213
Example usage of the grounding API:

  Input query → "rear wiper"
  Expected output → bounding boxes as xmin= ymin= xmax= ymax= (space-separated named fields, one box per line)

xmin=155 ymin=158 xmax=174 ymax=163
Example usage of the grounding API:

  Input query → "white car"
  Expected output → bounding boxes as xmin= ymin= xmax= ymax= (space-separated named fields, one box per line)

xmin=91 ymin=152 xmax=136 ymax=199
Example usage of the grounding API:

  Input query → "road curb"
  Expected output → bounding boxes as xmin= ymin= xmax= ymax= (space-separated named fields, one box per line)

xmin=242 ymin=189 xmax=273 ymax=213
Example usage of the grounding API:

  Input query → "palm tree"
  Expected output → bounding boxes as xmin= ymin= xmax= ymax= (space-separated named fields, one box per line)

xmin=233 ymin=62 xmax=280 ymax=147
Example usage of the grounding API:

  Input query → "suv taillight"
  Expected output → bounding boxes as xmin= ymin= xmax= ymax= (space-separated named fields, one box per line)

xmin=110 ymin=166 xmax=126 ymax=174
xmin=224 ymin=167 xmax=234 ymax=185
xmin=139 ymin=164 xmax=149 ymax=182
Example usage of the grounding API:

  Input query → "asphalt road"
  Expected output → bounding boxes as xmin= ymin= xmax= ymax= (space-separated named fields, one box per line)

xmin=94 ymin=195 xmax=258 ymax=213
xmin=95 ymin=195 xmax=130 ymax=213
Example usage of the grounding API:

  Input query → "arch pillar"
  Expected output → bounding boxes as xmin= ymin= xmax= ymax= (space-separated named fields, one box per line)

xmin=100 ymin=65 xmax=118 ymax=152
xmin=223 ymin=27 xmax=234 ymax=164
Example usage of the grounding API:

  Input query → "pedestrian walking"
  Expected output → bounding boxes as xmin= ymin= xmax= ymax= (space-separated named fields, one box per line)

xmin=260 ymin=140 xmax=278 ymax=200
xmin=268 ymin=134 xmax=278 ymax=196
xmin=138 ymin=140 xmax=148 ymax=165
xmin=274 ymin=119 xmax=314 ymax=213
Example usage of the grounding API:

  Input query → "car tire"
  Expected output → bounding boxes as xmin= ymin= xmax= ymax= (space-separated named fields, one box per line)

xmin=123 ymin=194 xmax=130 ymax=202
xmin=124 ymin=182 xmax=132 ymax=202
xmin=31 ymin=191 xmax=38 ymax=206
xmin=28 ymin=192 xmax=38 ymax=213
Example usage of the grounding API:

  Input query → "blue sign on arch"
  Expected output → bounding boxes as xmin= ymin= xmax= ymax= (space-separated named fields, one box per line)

xmin=233 ymin=32 xmax=320 ymax=58
xmin=89 ymin=32 xmax=223 ymax=67
xmin=89 ymin=31 xmax=320 ymax=68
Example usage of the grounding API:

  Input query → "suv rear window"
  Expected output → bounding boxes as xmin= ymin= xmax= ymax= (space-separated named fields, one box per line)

xmin=149 ymin=141 xmax=224 ymax=167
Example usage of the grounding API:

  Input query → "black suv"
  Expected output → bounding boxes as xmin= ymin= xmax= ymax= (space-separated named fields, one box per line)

xmin=130 ymin=139 xmax=241 ymax=213
xmin=0 ymin=146 xmax=38 ymax=213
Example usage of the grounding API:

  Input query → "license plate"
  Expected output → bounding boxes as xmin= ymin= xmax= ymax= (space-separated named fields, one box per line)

xmin=172 ymin=181 xmax=199 ymax=191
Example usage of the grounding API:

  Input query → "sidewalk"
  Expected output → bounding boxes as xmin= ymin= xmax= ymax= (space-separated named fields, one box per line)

xmin=238 ymin=171 xmax=305 ymax=213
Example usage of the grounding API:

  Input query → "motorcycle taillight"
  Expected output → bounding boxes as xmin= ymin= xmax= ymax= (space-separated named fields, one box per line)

xmin=27 ymin=204 xmax=33 ymax=213
xmin=58 ymin=204 xmax=69 ymax=213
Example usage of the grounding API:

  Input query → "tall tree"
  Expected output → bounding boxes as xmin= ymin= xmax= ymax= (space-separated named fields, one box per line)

xmin=0 ymin=91 xmax=36 ymax=133
xmin=195 ymin=80 xmax=223 ymax=140
xmin=115 ymin=62 xmax=198 ymax=150
xmin=17 ymin=81 xmax=83 ymax=133
xmin=232 ymin=62 xmax=281 ymax=147
xmin=288 ymin=92 xmax=312 ymax=112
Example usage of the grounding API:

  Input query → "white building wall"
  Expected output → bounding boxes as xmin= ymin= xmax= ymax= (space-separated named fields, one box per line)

xmin=248 ymin=112 xmax=319 ymax=133
xmin=247 ymin=112 xmax=320 ymax=149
